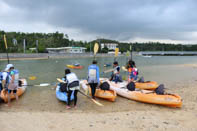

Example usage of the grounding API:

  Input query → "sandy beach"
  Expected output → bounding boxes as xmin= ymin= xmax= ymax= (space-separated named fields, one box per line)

xmin=0 ymin=78 xmax=197 ymax=131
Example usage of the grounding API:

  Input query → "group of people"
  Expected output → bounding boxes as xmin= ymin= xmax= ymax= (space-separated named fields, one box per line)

xmin=0 ymin=60 xmax=138 ymax=108
xmin=61 ymin=59 xmax=138 ymax=109
xmin=0 ymin=64 xmax=19 ymax=106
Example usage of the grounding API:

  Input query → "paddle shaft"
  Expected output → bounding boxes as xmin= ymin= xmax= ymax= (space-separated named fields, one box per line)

xmin=4 ymin=34 xmax=10 ymax=64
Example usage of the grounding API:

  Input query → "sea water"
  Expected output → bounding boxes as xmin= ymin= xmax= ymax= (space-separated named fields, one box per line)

xmin=0 ymin=55 xmax=197 ymax=112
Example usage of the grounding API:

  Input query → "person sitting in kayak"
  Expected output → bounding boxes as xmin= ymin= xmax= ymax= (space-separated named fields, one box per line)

xmin=128 ymin=60 xmax=138 ymax=83
xmin=110 ymin=61 xmax=122 ymax=83
xmin=87 ymin=60 xmax=100 ymax=100
xmin=63 ymin=69 xmax=80 ymax=109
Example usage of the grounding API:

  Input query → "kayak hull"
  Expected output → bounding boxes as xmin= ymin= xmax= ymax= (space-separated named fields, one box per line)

xmin=100 ymin=78 xmax=158 ymax=90
xmin=107 ymin=80 xmax=182 ymax=108
xmin=80 ymin=80 xmax=117 ymax=102
xmin=66 ymin=65 xmax=83 ymax=69
xmin=0 ymin=79 xmax=27 ymax=103
xmin=56 ymin=85 xmax=74 ymax=103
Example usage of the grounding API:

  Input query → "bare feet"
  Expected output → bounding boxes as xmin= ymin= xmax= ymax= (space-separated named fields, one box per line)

xmin=66 ymin=106 xmax=71 ymax=109
xmin=74 ymin=105 xmax=77 ymax=109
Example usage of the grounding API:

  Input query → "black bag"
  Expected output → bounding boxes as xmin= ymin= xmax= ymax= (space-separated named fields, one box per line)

xmin=138 ymin=77 xmax=144 ymax=83
xmin=127 ymin=82 xmax=135 ymax=91
xmin=155 ymin=84 xmax=165 ymax=95
xmin=60 ymin=83 xmax=68 ymax=92
xmin=100 ymin=82 xmax=110 ymax=90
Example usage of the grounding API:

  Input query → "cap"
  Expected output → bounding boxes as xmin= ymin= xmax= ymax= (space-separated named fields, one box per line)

xmin=6 ymin=64 xmax=14 ymax=69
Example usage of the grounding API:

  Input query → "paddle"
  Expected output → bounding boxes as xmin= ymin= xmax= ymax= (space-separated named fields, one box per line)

xmin=57 ymin=78 xmax=103 ymax=106
xmin=102 ymin=48 xmax=119 ymax=74
xmin=3 ymin=34 xmax=10 ymax=64
xmin=114 ymin=48 xmax=119 ymax=61
xmin=22 ymin=83 xmax=51 ymax=87
xmin=93 ymin=42 xmax=99 ymax=60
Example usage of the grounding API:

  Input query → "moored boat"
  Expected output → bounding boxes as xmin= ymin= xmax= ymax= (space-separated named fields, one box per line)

xmin=66 ymin=64 xmax=84 ymax=69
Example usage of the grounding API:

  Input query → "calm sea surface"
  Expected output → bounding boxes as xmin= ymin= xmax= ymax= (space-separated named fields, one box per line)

xmin=0 ymin=55 xmax=197 ymax=112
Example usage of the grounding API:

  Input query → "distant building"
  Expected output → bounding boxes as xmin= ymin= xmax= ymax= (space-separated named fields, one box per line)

xmin=46 ymin=47 xmax=86 ymax=53
xmin=101 ymin=43 xmax=118 ymax=50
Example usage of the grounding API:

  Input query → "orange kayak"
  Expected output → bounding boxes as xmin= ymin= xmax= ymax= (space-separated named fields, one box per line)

xmin=107 ymin=80 xmax=182 ymax=108
xmin=66 ymin=65 xmax=84 ymax=69
xmin=100 ymin=78 xmax=158 ymax=90
xmin=80 ymin=80 xmax=117 ymax=102
xmin=0 ymin=79 xmax=27 ymax=103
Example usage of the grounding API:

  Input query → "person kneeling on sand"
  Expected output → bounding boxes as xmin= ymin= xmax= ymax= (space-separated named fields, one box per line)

xmin=63 ymin=69 xmax=80 ymax=109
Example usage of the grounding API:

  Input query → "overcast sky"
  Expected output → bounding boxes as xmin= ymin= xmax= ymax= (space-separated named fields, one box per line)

xmin=1 ymin=0 xmax=197 ymax=43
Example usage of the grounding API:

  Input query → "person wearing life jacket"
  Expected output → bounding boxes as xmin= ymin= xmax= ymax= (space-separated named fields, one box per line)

xmin=4 ymin=64 xmax=19 ymax=106
xmin=1 ymin=64 xmax=13 ymax=104
xmin=110 ymin=61 xmax=122 ymax=83
xmin=128 ymin=60 xmax=138 ymax=83
xmin=87 ymin=60 xmax=99 ymax=99
xmin=63 ymin=69 xmax=80 ymax=109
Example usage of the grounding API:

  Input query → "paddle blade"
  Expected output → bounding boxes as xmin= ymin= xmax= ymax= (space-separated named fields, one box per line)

xmin=3 ymin=35 xmax=8 ymax=49
xmin=115 ymin=48 xmax=119 ymax=57
xmin=39 ymin=83 xmax=50 ymax=86
xmin=92 ymin=99 xmax=103 ymax=106
xmin=94 ymin=43 xmax=99 ymax=55
xmin=122 ymin=66 xmax=127 ymax=72
xmin=126 ymin=50 xmax=130 ymax=57
xmin=57 ymin=78 xmax=65 ymax=83
xmin=28 ymin=76 xmax=37 ymax=80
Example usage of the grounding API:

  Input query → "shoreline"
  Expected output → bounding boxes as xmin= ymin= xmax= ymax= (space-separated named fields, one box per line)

xmin=0 ymin=53 xmax=122 ymax=61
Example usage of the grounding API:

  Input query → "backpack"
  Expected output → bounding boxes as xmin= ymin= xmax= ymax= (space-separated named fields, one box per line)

xmin=155 ymin=84 xmax=165 ymax=95
xmin=100 ymin=82 xmax=110 ymax=91
xmin=127 ymin=82 xmax=135 ymax=91
xmin=138 ymin=77 xmax=144 ymax=83
xmin=60 ymin=83 xmax=68 ymax=92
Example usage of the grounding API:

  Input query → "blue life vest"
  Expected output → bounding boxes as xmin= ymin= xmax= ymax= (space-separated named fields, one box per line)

xmin=88 ymin=64 xmax=99 ymax=83
xmin=12 ymin=69 xmax=19 ymax=85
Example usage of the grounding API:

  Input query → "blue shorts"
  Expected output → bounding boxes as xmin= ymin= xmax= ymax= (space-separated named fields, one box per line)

xmin=8 ymin=89 xmax=17 ymax=94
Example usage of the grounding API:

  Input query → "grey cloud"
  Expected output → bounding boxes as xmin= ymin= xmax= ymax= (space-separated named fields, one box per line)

xmin=2 ymin=0 xmax=197 ymax=42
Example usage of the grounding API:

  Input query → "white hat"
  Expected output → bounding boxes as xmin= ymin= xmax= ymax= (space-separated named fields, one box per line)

xmin=4 ymin=67 xmax=9 ymax=71
xmin=6 ymin=64 xmax=14 ymax=69
xmin=4 ymin=64 xmax=14 ymax=71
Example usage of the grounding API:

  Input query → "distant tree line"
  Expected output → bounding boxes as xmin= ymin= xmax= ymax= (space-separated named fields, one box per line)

xmin=1 ymin=30 xmax=197 ymax=53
